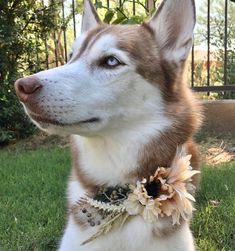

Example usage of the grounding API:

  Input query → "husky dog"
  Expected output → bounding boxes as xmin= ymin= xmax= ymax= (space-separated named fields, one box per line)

xmin=15 ymin=0 xmax=202 ymax=250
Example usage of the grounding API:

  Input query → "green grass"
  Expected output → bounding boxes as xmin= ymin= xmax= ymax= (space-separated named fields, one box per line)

xmin=193 ymin=163 xmax=235 ymax=251
xmin=0 ymin=146 xmax=234 ymax=251
xmin=0 ymin=147 xmax=70 ymax=251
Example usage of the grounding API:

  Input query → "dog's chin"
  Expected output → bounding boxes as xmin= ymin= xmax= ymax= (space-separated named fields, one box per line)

xmin=29 ymin=114 xmax=104 ymax=136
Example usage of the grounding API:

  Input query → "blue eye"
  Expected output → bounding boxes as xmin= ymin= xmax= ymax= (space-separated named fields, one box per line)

xmin=104 ymin=56 xmax=121 ymax=67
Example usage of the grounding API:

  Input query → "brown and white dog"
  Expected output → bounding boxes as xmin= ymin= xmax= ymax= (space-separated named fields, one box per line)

xmin=15 ymin=0 xmax=202 ymax=250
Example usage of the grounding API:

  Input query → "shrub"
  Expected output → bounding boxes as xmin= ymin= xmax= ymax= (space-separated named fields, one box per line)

xmin=0 ymin=0 xmax=63 ymax=145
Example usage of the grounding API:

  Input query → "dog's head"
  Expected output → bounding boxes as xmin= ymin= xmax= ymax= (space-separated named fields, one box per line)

xmin=15 ymin=0 xmax=196 ymax=136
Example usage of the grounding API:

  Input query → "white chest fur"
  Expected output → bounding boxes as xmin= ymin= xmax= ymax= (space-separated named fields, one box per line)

xmin=60 ymin=214 xmax=195 ymax=251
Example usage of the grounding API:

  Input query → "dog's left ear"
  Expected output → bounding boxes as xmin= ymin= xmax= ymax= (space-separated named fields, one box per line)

xmin=147 ymin=0 xmax=196 ymax=63
xmin=81 ymin=0 xmax=101 ymax=33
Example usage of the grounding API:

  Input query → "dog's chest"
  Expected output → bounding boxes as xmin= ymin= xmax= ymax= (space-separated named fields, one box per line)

xmin=65 ymin=132 xmax=197 ymax=251
xmin=65 ymin=176 xmax=194 ymax=251
xmin=60 ymin=212 xmax=194 ymax=251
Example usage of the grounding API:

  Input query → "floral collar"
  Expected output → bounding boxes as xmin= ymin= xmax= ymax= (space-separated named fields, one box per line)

xmin=72 ymin=147 xmax=199 ymax=246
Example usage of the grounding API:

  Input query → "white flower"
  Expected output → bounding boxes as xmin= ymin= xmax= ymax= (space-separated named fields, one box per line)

xmin=124 ymin=180 xmax=151 ymax=215
xmin=142 ymin=199 xmax=161 ymax=223
xmin=133 ymin=181 xmax=150 ymax=205
xmin=124 ymin=193 xmax=143 ymax=215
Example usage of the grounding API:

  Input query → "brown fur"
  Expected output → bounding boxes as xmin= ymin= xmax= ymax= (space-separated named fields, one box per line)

xmin=70 ymin=25 xmax=107 ymax=62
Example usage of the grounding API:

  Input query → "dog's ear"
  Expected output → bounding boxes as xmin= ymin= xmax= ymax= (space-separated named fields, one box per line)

xmin=81 ymin=0 xmax=101 ymax=33
xmin=147 ymin=0 xmax=195 ymax=63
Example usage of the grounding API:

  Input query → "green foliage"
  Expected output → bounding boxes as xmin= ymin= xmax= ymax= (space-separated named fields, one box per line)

xmin=95 ymin=0 xmax=150 ymax=24
xmin=0 ymin=0 xmax=67 ymax=145
xmin=0 ymin=80 xmax=36 ymax=146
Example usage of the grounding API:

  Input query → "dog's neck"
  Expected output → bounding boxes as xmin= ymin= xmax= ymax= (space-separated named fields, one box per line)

xmin=70 ymin=117 xmax=180 ymax=189
xmin=70 ymin=94 xmax=201 ymax=192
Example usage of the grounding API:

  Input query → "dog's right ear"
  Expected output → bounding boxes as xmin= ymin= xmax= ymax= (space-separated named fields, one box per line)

xmin=146 ymin=0 xmax=196 ymax=63
xmin=81 ymin=0 xmax=101 ymax=33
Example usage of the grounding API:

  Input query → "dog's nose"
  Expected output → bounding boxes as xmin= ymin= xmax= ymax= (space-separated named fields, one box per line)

xmin=14 ymin=76 xmax=42 ymax=102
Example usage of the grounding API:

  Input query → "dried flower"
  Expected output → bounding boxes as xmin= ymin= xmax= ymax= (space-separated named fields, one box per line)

xmin=124 ymin=193 xmax=143 ymax=215
xmin=142 ymin=199 xmax=161 ymax=222
xmin=124 ymin=180 xmax=150 ymax=215
xmin=124 ymin=147 xmax=200 ymax=225
xmin=158 ymin=148 xmax=200 ymax=224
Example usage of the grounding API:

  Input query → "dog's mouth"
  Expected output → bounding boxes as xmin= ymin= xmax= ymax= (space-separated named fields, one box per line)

xmin=29 ymin=113 xmax=101 ymax=127
xmin=80 ymin=117 xmax=100 ymax=124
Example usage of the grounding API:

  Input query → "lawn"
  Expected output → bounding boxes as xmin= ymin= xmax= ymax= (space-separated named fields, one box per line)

xmin=0 ymin=147 xmax=70 ymax=251
xmin=0 ymin=145 xmax=234 ymax=251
